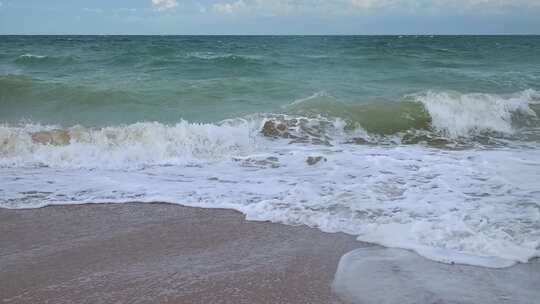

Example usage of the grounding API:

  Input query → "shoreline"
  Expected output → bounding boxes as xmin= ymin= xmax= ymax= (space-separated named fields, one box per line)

xmin=2 ymin=202 xmax=539 ymax=304
xmin=0 ymin=202 xmax=364 ymax=304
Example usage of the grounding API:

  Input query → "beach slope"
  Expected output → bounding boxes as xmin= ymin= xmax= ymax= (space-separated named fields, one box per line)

xmin=0 ymin=203 xmax=362 ymax=304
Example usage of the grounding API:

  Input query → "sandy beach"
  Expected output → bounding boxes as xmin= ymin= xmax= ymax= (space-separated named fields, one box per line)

xmin=0 ymin=203 xmax=363 ymax=304
xmin=2 ymin=203 xmax=540 ymax=304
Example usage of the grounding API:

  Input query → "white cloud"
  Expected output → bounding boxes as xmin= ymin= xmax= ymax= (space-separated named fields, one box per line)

xmin=197 ymin=3 xmax=207 ymax=13
xmin=213 ymin=0 xmax=247 ymax=14
xmin=350 ymin=0 xmax=540 ymax=11
xmin=207 ymin=0 xmax=540 ymax=16
xmin=83 ymin=8 xmax=103 ymax=14
xmin=350 ymin=0 xmax=398 ymax=10
xmin=152 ymin=0 xmax=178 ymax=11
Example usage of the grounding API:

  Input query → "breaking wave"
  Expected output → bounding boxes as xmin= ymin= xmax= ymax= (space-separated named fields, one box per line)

xmin=2 ymin=120 xmax=540 ymax=269
xmin=1 ymin=73 xmax=537 ymax=141
xmin=416 ymin=89 xmax=539 ymax=137
xmin=1 ymin=89 xmax=539 ymax=169
xmin=287 ymin=89 xmax=540 ymax=140
xmin=1 ymin=93 xmax=540 ymax=269
xmin=3 ymin=35 xmax=540 ymax=271
xmin=0 ymin=120 xmax=260 ymax=169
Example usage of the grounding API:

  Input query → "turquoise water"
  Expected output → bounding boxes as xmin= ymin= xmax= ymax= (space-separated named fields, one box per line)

xmin=1 ymin=35 xmax=539 ymax=126
xmin=1 ymin=36 xmax=540 ymax=268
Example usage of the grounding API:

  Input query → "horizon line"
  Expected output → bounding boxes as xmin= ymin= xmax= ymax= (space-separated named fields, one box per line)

xmin=1 ymin=33 xmax=539 ymax=36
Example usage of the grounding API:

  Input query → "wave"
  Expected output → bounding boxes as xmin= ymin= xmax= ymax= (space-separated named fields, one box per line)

xmin=0 ymin=75 xmax=144 ymax=120
xmin=1 ymin=93 xmax=539 ymax=269
xmin=288 ymin=91 xmax=334 ymax=106
xmin=3 ymin=36 xmax=540 ymax=269
xmin=1 ymin=110 xmax=538 ymax=171
xmin=17 ymin=54 xmax=47 ymax=60
xmin=14 ymin=54 xmax=77 ymax=66
xmin=0 ymin=112 xmax=360 ymax=168
xmin=287 ymin=89 xmax=540 ymax=140
xmin=3 ymin=74 xmax=536 ymax=140
xmin=185 ymin=52 xmax=263 ymax=65
xmin=415 ymin=89 xmax=539 ymax=137
xmin=1 ymin=78 xmax=539 ymax=169
xmin=0 ymin=120 xmax=260 ymax=169
xmin=2 ymin=122 xmax=539 ymax=269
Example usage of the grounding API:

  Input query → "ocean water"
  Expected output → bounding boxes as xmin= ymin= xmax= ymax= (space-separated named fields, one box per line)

xmin=1 ymin=36 xmax=540 ymax=268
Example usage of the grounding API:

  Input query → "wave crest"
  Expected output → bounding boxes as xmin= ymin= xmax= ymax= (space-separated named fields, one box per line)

xmin=14 ymin=54 xmax=77 ymax=66
xmin=415 ymin=89 xmax=538 ymax=138
xmin=1 ymin=88 xmax=539 ymax=170
xmin=287 ymin=89 xmax=539 ymax=140
xmin=0 ymin=120 xmax=259 ymax=169
xmin=186 ymin=52 xmax=262 ymax=64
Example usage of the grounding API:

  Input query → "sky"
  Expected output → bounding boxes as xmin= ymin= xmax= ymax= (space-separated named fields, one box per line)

xmin=1 ymin=0 xmax=539 ymax=35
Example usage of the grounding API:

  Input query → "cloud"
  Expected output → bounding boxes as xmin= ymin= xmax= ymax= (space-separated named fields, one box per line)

xmin=213 ymin=0 xmax=247 ymax=14
xmin=83 ymin=8 xmax=103 ymax=14
xmin=207 ymin=0 xmax=540 ymax=16
xmin=349 ymin=0 xmax=540 ymax=11
xmin=197 ymin=3 xmax=207 ymax=13
xmin=350 ymin=0 xmax=399 ymax=10
xmin=211 ymin=0 xmax=315 ymax=15
xmin=152 ymin=0 xmax=178 ymax=11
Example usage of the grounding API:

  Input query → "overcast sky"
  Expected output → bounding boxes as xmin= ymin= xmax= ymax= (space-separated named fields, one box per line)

xmin=1 ymin=0 xmax=539 ymax=35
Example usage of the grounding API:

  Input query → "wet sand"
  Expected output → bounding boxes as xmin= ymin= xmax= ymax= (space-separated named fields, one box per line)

xmin=0 ymin=203 xmax=364 ymax=304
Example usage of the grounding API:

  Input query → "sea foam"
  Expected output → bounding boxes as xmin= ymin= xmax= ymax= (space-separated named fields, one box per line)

xmin=416 ymin=89 xmax=538 ymax=137
xmin=0 ymin=120 xmax=259 ymax=169
xmin=1 ymin=90 xmax=540 ymax=268
xmin=333 ymin=247 xmax=540 ymax=304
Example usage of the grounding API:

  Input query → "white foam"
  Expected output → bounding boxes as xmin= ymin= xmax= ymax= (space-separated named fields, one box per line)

xmin=1 ymin=129 xmax=539 ymax=267
xmin=18 ymin=53 xmax=47 ymax=59
xmin=333 ymin=247 xmax=540 ymax=304
xmin=185 ymin=52 xmax=262 ymax=61
xmin=0 ymin=120 xmax=261 ymax=169
xmin=1 ymin=91 xmax=540 ymax=268
xmin=287 ymin=91 xmax=333 ymax=106
xmin=415 ymin=89 xmax=538 ymax=137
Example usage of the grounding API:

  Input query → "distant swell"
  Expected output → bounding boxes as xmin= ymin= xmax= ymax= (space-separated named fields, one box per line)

xmin=14 ymin=54 xmax=77 ymax=66
xmin=186 ymin=52 xmax=263 ymax=64
xmin=17 ymin=54 xmax=47 ymax=60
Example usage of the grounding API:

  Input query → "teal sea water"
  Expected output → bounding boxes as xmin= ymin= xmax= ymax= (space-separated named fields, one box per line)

xmin=2 ymin=35 xmax=539 ymax=127
xmin=1 ymin=36 xmax=540 ymax=268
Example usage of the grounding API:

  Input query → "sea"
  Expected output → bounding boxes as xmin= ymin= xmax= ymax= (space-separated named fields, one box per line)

xmin=1 ymin=35 xmax=539 ymax=268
